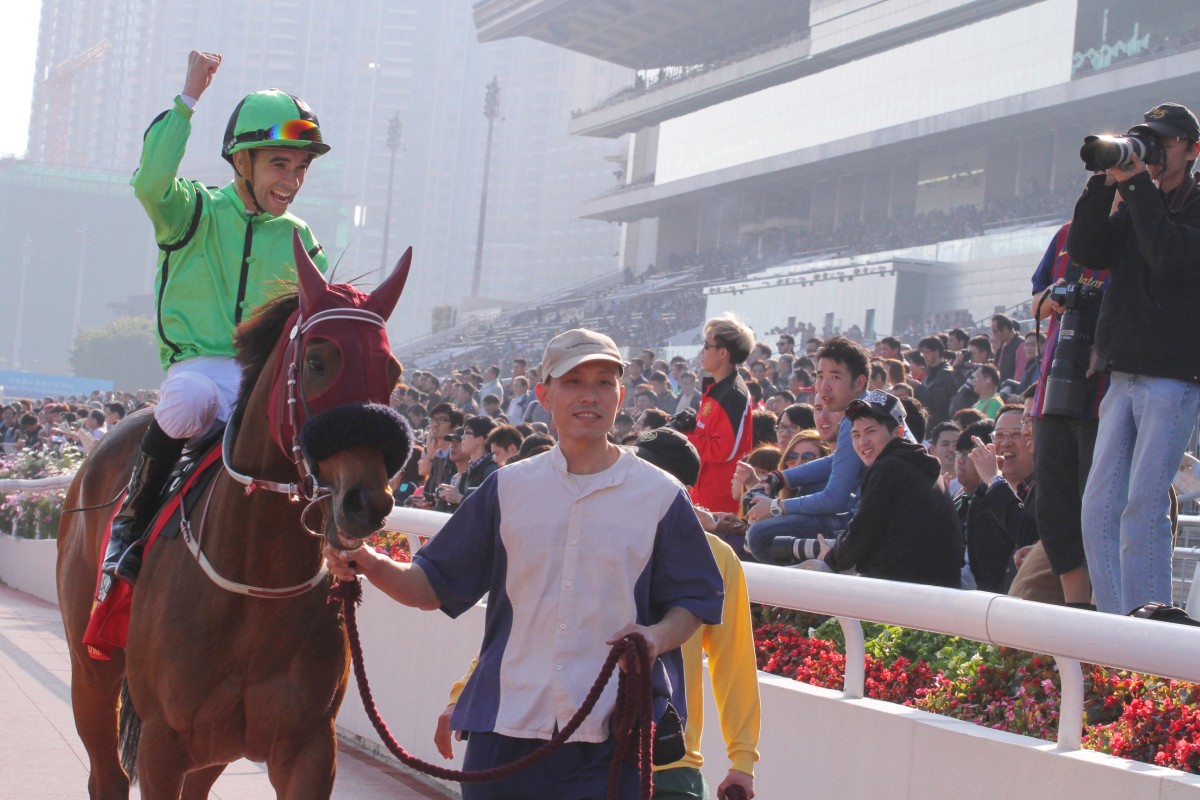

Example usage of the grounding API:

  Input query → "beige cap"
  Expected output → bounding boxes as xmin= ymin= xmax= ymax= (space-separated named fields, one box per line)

xmin=540 ymin=328 xmax=625 ymax=380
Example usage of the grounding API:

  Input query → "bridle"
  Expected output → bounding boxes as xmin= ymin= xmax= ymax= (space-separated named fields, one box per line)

xmin=197 ymin=304 xmax=392 ymax=598
xmin=222 ymin=305 xmax=389 ymax=506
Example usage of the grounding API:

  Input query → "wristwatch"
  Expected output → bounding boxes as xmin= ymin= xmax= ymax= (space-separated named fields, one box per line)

xmin=770 ymin=498 xmax=783 ymax=517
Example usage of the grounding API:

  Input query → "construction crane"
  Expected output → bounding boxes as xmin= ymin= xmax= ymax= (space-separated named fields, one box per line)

xmin=41 ymin=39 xmax=111 ymax=166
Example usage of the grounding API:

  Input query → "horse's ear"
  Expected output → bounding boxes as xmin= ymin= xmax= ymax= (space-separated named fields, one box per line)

xmin=293 ymin=229 xmax=327 ymax=313
xmin=367 ymin=246 xmax=412 ymax=320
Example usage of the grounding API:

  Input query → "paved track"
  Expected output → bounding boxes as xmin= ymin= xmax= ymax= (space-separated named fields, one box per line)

xmin=0 ymin=584 xmax=454 ymax=799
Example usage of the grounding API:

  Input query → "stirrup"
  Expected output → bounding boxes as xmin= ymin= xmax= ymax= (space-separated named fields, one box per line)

xmin=102 ymin=524 xmax=147 ymax=585
xmin=100 ymin=446 xmax=180 ymax=584
xmin=107 ymin=540 xmax=144 ymax=586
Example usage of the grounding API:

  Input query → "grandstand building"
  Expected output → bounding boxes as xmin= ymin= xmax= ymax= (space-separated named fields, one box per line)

xmin=475 ymin=0 xmax=1200 ymax=341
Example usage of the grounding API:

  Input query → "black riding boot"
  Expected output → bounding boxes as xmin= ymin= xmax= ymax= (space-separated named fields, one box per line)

xmin=101 ymin=421 xmax=186 ymax=585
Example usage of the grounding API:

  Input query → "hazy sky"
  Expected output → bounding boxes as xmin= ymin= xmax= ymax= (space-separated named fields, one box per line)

xmin=0 ymin=2 xmax=42 ymax=157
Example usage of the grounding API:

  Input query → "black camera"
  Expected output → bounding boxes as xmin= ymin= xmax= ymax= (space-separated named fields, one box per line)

xmin=1080 ymin=128 xmax=1165 ymax=171
xmin=741 ymin=487 xmax=771 ymax=517
xmin=1040 ymin=282 xmax=1105 ymax=418
xmin=667 ymin=408 xmax=696 ymax=433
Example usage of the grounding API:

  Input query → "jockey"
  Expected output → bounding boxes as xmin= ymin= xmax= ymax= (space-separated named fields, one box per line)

xmin=103 ymin=51 xmax=331 ymax=584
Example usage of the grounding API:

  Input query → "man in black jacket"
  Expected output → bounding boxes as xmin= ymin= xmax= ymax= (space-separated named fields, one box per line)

xmin=915 ymin=336 xmax=955 ymax=428
xmin=807 ymin=391 xmax=961 ymax=588
xmin=1068 ymin=101 xmax=1200 ymax=615
xmin=991 ymin=314 xmax=1022 ymax=384
xmin=965 ymin=405 xmax=1038 ymax=593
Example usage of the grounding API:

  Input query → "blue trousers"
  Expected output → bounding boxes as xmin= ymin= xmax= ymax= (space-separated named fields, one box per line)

xmin=1082 ymin=372 xmax=1200 ymax=614
xmin=745 ymin=511 xmax=847 ymax=564
xmin=461 ymin=731 xmax=640 ymax=800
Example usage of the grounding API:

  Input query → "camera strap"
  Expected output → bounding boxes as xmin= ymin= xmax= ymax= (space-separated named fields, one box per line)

xmin=1034 ymin=258 xmax=1084 ymax=356
xmin=1033 ymin=227 xmax=1082 ymax=363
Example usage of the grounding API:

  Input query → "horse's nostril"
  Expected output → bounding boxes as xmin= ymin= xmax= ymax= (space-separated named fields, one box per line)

xmin=340 ymin=487 xmax=389 ymax=533
xmin=343 ymin=487 xmax=366 ymax=517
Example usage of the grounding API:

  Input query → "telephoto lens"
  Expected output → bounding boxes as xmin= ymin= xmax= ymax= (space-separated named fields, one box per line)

xmin=1080 ymin=130 xmax=1164 ymax=171
xmin=1040 ymin=283 xmax=1103 ymax=418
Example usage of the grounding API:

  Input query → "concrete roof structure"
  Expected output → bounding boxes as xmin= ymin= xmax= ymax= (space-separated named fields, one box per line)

xmin=474 ymin=0 xmax=808 ymax=69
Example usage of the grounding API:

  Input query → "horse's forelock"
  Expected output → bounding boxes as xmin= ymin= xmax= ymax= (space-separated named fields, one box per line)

xmin=233 ymin=292 xmax=300 ymax=427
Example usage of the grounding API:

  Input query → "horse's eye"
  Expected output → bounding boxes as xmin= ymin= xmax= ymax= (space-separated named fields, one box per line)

xmin=306 ymin=354 xmax=325 ymax=374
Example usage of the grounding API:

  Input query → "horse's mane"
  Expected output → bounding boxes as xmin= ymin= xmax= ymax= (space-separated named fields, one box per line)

xmin=232 ymin=290 xmax=299 ymax=427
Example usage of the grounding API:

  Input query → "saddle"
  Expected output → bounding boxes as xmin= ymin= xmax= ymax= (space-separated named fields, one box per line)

xmin=83 ymin=425 xmax=226 ymax=660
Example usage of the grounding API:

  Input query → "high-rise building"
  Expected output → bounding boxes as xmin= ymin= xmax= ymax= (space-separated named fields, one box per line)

xmin=13 ymin=0 xmax=629 ymax=374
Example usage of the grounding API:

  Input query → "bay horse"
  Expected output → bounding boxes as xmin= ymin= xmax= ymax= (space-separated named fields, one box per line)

xmin=57 ymin=233 xmax=413 ymax=799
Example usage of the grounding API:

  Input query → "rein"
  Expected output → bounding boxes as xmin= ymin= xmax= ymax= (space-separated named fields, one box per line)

xmin=330 ymin=579 xmax=657 ymax=799
xmin=221 ymin=418 xmax=316 ymax=499
xmin=178 ymin=474 xmax=330 ymax=599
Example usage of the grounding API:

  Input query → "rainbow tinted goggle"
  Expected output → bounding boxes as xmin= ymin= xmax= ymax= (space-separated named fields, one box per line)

xmin=228 ymin=119 xmax=323 ymax=149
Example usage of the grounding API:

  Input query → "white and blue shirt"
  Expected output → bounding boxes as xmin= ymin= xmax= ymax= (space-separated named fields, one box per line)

xmin=414 ymin=445 xmax=723 ymax=743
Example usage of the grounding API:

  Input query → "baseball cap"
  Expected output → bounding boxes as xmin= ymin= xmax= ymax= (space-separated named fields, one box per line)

xmin=634 ymin=427 xmax=701 ymax=487
xmin=845 ymin=390 xmax=908 ymax=433
xmin=540 ymin=328 xmax=625 ymax=380
xmin=445 ymin=427 xmax=464 ymax=442
xmin=1136 ymin=102 xmax=1200 ymax=141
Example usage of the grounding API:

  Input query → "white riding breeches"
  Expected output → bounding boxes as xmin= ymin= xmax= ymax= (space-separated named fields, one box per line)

xmin=154 ymin=356 xmax=242 ymax=441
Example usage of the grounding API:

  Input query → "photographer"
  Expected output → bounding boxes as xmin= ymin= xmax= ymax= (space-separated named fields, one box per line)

xmin=1068 ymin=102 xmax=1200 ymax=615
xmin=1028 ymin=222 xmax=1109 ymax=607
xmin=947 ymin=336 xmax=990 ymax=417
xmin=410 ymin=403 xmax=463 ymax=509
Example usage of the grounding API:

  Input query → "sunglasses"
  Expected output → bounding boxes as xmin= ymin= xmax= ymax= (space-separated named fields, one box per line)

xmin=231 ymin=119 xmax=322 ymax=148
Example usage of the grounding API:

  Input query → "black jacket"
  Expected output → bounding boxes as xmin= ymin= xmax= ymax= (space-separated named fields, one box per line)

xmin=437 ymin=453 xmax=499 ymax=512
xmin=917 ymin=361 xmax=955 ymax=428
xmin=1067 ymin=171 xmax=1200 ymax=384
xmin=824 ymin=438 xmax=962 ymax=587
xmin=995 ymin=337 xmax=1020 ymax=384
xmin=449 ymin=453 xmax=499 ymax=507
xmin=966 ymin=477 xmax=1038 ymax=594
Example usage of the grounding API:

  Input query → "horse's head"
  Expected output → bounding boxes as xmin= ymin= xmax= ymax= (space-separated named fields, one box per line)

xmin=266 ymin=231 xmax=414 ymax=546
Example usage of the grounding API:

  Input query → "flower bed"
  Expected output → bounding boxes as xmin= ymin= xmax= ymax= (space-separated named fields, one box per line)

xmin=365 ymin=529 xmax=413 ymax=563
xmin=754 ymin=609 xmax=1200 ymax=774
xmin=0 ymin=449 xmax=81 ymax=539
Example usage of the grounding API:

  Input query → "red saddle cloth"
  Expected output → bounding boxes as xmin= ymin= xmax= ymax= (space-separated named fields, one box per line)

xmin=82 ymin=445 xmax=225 ymax=660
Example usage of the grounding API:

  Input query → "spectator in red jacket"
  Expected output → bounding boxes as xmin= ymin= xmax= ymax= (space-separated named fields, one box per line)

xmin=682 ymin=314 xmax=754 ymax=514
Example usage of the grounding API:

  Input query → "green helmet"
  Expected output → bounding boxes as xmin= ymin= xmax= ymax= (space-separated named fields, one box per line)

xmin=221 ymin=89 xmax=330 ymax=164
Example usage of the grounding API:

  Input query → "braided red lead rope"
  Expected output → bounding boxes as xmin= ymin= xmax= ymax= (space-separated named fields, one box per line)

xmin=331 ymin=579 xmax=655 ymax=799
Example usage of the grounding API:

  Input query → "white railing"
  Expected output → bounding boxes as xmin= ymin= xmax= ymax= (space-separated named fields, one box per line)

xmin=745 ymin=563 xmax=1200 ymax=752
xmin=0 ymin=474 xmax=74 ymax=491
xmin=9 ymin=480 xmax=1200 ymax=752
xmin=380 ymin=506 xmax=1200 ymax=756
xmin=0 ymin=473 xmax=76 ymax=538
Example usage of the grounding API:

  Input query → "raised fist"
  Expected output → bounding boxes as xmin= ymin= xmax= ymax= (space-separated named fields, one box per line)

xmin=183 ymin=51 xmax=222 ymax=100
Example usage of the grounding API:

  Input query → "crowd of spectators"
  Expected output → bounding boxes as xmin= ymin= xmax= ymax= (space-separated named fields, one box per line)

xmin=408 ymin=182 xmax=1072 ymax=378
xmin=0 ymin=390 xmax=153 ymax=458
xmin=748 ymin=183 xmax=1080 ymax=265
xmin=391 ymin=285 xmax=1191 ymax=619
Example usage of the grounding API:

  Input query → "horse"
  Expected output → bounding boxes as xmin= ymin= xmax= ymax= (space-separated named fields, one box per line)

xmin=57 ymin=233 xmax=413 ymax=799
